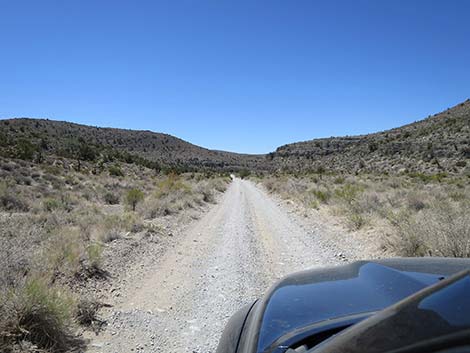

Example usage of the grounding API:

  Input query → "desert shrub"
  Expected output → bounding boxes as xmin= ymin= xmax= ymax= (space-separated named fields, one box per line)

xmin=75 ymin=297 xmax=101 ymax=327
xmin=86 ymin=243 xmax=103 ymax=270
xmin=131 ymin=222 xmax=145 ymax=233
xmin=103 ymin=191 xmax=120 ymax=205
xmin=197 ymin=177 xmax=229 ymax=202
xmin=42 ymin=164 xmax=62 ymax=176
xmin=0 ymin=226 xmax=33 ymax=290
xmin=43 ymin=198 xmax=61 ymax=212
xmin=145 ymin=176 xmax=216 ymax=218
xmin=42 ymin=173 xmax=64 ymax=190
xmin=449 ymin=191 xmax=466 ymax=202
xmin=308 ymin=199 xmax=319 ymax=210
xmin=195 ymin=182 xmax=215 ymax=203
xmin=406 ymin=192 xmax=427 ymax=211
xmin=264 ymin=178 xmax=277 ymax=192
xmin=353 ymin=192 xmax=383 ymax=215
xmin=310 ymin=188 xmax=331 ymax=203
xmin=333 ymin=176 xmax=345 ymax=184
xmin=155 ymin=174 xmax=192 ymax=197
xmin=334 ymin=184 xmax=363 ymax=204
xmin=14 ymin=174 xmax=33 ymax=185
xmin=93 ymin=213 xmax=140 ymax=242
xmin=46 ymin=228 xmax=84 ymax=276
xmin=72 ymin=207 xmax=103 ymax=239
xmin=386 ymin=231 xmax=426 ymax=257
xmin=103 ymin=213 xmax=140 ymax=232
xmin=0 ymin=182 xmax=29 ymax=212
xmin=408 ymin=172 xmax=447 ymax=183
xmin=347 ymin=212 xmax=367 ymax=231
xmin=46 ymin=226 xmax=105 ymax=279
xmin=389 ymin=203 xmax=470 ymax=257
xmin=146 ymin=176 xmax=195 ymax=216
xmin=64 ymin=175 xmax=79 ymax=186
xmin=386 ymin=177 xmax=403 ymax=189
xmin=125 ymin=188 xmax=144 ymax=211
xmin=263 ymin=177 xmax=291 ymax=195
xmin=108 ymin=164 xmax=123 ymax=177
xmin=211 ymin=178 xmax=229 ymax=193
xmin=99 ymin=230 xmax=121 ymax=243
xmin=0 ymin=161 xmax=15 ymax=171
xmin=0 ymin=277 xmax=77 ymax=352
xmin=14 ymin=138 xmax=37 ymax=160
xmin=239 ymin=169 xmax=251 ymax=179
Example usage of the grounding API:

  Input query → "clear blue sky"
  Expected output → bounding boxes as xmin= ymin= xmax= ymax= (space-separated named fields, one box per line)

xmin=1 ymin=1 xmax=469 ymax=154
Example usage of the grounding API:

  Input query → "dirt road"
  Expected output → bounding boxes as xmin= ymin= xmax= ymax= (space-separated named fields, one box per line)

xmin=88 ymin=178 xmax=345 ymax=353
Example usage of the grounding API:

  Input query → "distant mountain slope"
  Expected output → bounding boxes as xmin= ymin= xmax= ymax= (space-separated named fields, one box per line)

xmin=0 ymin=118 xmax=267 ymax=171
xmin=270 ymin=100 xmax=470 ymax=174
xmin=1 ymin=100 xmax=469 ymax=174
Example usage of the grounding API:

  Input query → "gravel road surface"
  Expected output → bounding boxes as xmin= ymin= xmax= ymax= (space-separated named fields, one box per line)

xmin=88 ymin=178 xmax=344 ymax=353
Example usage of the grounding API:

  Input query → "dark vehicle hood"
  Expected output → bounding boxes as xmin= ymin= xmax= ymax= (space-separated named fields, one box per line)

xmin=310 ymin=269 xmax=470 ymax=353
xmin=237 ymin=258 xmax=470 ymax=353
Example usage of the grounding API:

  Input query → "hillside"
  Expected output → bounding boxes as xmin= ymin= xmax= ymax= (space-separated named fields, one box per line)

xmin=0 ymin=118 xmax=267 ymax=172
xmin=1 ymin=100 xmax=469 ymax=175
xmin=271 ymin=100 xmax=470 ymax=174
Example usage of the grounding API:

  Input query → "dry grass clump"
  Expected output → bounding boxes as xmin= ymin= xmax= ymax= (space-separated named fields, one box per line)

xmin=0 ymin=276 xmax=80 ymax=353
xmin=0 ymin=182 xmax=29 ymax=212
xmin=144 ymin=174 xmax=229 ymax=218
xmin=103 ymin=191 xmax=120 ymax=205
xmin=261 ymin=172 xmax=470 ymax=256
xmin=74 ymin=297 xmax=102 ymax=329
xmin=390 ymin=202 xmax=470 ymax=257
xmin=98 ymin=213 xmax=141 ymax=237
xmin=44 ymin=227 xmax=104 ymax=279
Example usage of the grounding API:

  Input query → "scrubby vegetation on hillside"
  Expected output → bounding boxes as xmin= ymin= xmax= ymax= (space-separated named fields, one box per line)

xmin=0 ymin=154 xmax=230 ymax=352
xmin=258 ymin=171 xmax=470 ymax=258
xmin=272 ymin=100 xmax=470 ymax=174
xmin=2 ymin=99 xmax=469 ymax=176
xmin=0 ymin=118 xmax=266 ymax=172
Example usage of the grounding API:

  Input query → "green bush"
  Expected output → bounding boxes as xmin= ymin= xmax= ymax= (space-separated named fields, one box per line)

xmin=108 ymin=164 xmax=124 ymax=177
xmin=408 ymin=172 xmax=448 ymax=183
xmin=43 ymin=198 xmax=61 ymax=212
xmin=156 ymin=175 xmax=191 ymax=197
xmin=333 ymin=176 xmax=345 ymax=184
xmin=335 ymin=184 xmax=363 ymax=204
xmin=14 ymin=139 xmax=37 ymax=160
xmin=308 ymin=199 xmax=319 ymax=210
xmin=239 ymin=169 xmax=251 ymax=179
xmin=125 ymin=188 xmax=144 ymax=211
xmin=86 ymin=243 xmax=103 ymax=270
xmin=103 ymin=192 xmax=120 ymax=205
xmin=311 ymin=189 xmax=330 ymax=203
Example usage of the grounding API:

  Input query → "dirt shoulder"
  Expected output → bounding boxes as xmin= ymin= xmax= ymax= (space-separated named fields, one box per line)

xmin=268 ymin=191 xmax=385 ymax=263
